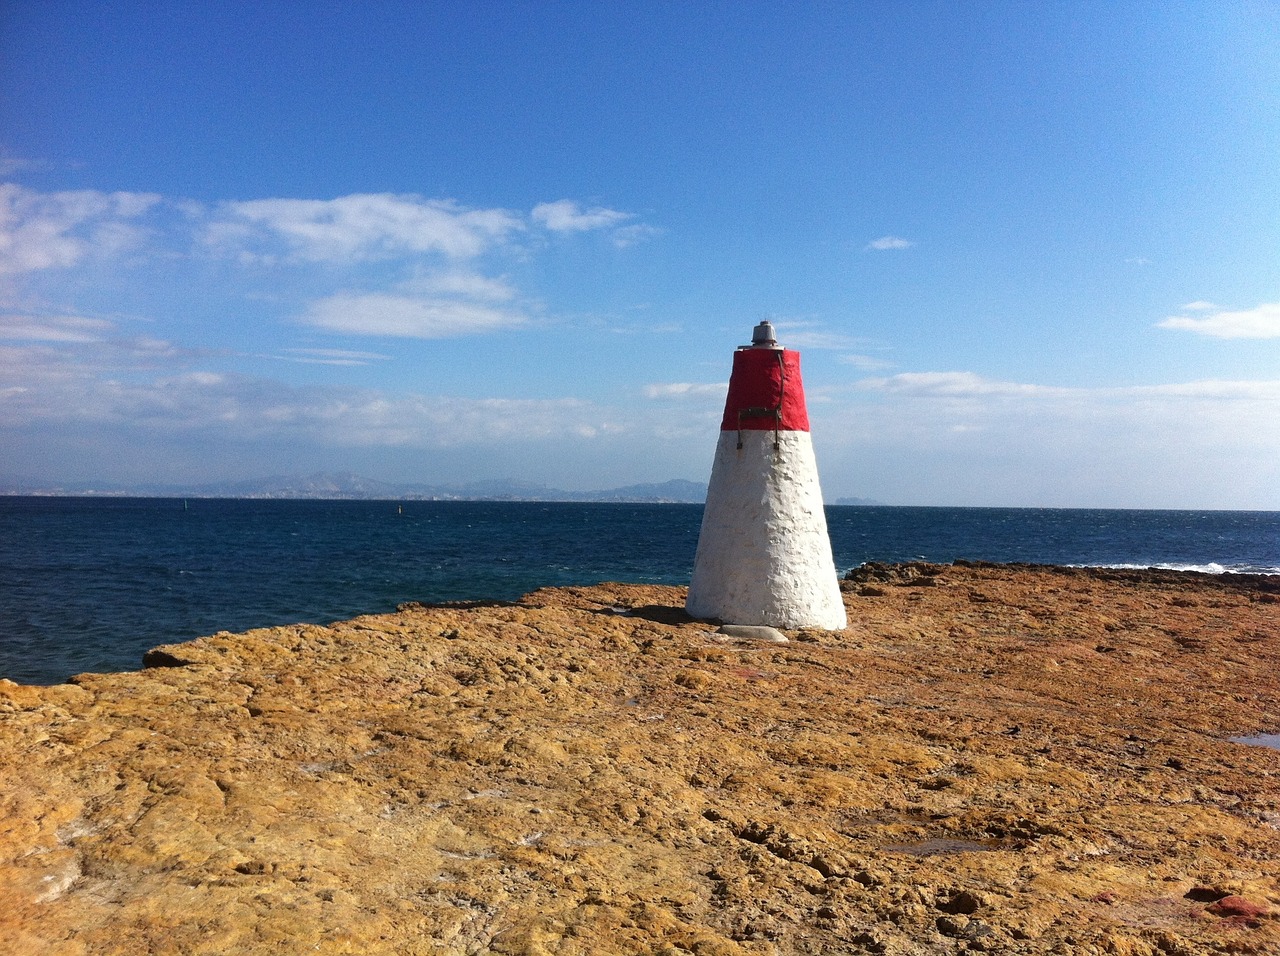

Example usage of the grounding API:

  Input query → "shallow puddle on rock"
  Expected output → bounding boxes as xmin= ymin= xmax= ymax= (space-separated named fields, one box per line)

xmin=882 ymin=837 xmax=999 ymax=856
xmin=1229 ymin=733 xmax=1280 ymax=750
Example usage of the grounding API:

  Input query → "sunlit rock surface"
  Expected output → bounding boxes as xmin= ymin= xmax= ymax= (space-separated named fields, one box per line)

xmin=2 ymin=563 xmax=1278 ymax=954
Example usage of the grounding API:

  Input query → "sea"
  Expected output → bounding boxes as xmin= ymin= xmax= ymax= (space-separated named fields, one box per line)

xmin=2 ymin=497 xmax=1277 ymax=686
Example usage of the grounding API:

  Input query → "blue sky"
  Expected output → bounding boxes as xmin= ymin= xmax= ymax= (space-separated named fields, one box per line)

xmin=2 ymin=1 xmax=1278 ymax=507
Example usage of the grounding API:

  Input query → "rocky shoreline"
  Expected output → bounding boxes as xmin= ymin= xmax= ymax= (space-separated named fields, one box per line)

xmin=2 ymin=562 xmax=1278 ymax=954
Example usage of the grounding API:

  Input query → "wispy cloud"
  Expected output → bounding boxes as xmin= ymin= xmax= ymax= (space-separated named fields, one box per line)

xmin=772 ymin=327 xmax=861 ymax=351
xmin=838 ymin=353 xmax=895 ymax=371
xmin=531 ymin=199 xmax=655 ymax=247
xmin=6 ymin=317 xmax=1277 ymax=506
xmin=276 ymin=348 xmax=392 ymax=366
xmin=854 ymin=370 xmax=1280 ymax=404
xmin=0 ymin=342 xmax=611 ymax=447
xmin=0 ymin=155 xmax=40 ymax=177
xmin=532 ymin=199 xmax=630 ymax=232
xmin=1 ymin=313 xmax=115 ymax=342
xmin=401 ymin=271 xmax=518 ymax=301
xmin=0 ymin=315 xmax=195 ymax=375
xmin=610 ymin=222 xmax=662 ymax=247
xmin=0 ymin=183 xmax=162 ymax=274
xmin=3 ymin=184 xmax=647 ymax=344
xmin=642 ymin=382 xmax=726 ymax=400
xmin=865 ymin=235 xmax=913 ymax=251
xmin=813 ymin=369 xmax=1280 ymax=506
xmin=1157 ymin=302 xmax=1280 ymax=339
xmin=5 ymin=184 xmax=647 ymax=277
xmin=207 ymin=193 xmax=523 ymax=263
xmin=302 ymin=291 xmax=527 ymax=338
xmin=857 ymin=371 xmax=1074 ymax=399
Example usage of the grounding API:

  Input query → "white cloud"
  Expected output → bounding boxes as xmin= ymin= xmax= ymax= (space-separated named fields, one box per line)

xmin=838 ymin=371 xmax=1280 ymax=457
xmin=277 ymin=348 xmax=392 ymax=366
xmin=642 ymin=382 xmax=727 ymax=399
xmin=841 ymin=371 xmax=1280 ymax=458
xmin=532 ymin=199 xmax=631 ymax=233
xmin=300 ymin=264 xmax=533 ymax=339
xmin=207 ymin=194 xmax=645 ymax=263
xmin=0 ymin=314 xmax=115 ymax=342
xmin=0 ymin=156 xmax=39 ymax=177
xmin=302 ymin=292 xmax=526 ymax=338
xmin=209 ymin=193 xmax=523 ymax=262
xmin=773 ymin=328 xmax=860 ymax=351
xmin=610 ymin=223 xmax=662 ymax=247
xmin=838 ymin=353 xmax=895 ymax=371
xmin=857 ymin=371 xmax=1072 ymax=398
xmin=2 ymin=183 xmax=657 ymax=360
xmin=4 ymin=187 xmax=651 ymax=335
xmin=865 ymin=235 xmax=913 ymax=251
xmin=0 ymin=183 xmax=161 ymax=274
xmin=5 ymin=321 xmax=1277 ymax=506
xmin=4 ymin=186 xmax=648 ymax=271
xmin=0 ymin=344 xmax=611 ymax=447
xmin=854 ymin=371 xmax=1280 ymax=407
xmin=813 ymin=370 xmax=1280 ymax=507
xmin=401 ymin=271 xmax=518 ymax=301
xmin=1157 ymin=302 xmax=1280 ymax=339
xmin=120 ymin=336 xmax=188 ymax=362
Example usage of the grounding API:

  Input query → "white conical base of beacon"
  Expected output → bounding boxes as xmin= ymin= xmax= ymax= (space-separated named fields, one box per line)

xmin=687 ymin=430 xmax=846 ymax=629
xmin=685 ymin=322 xmax=847 ymax=630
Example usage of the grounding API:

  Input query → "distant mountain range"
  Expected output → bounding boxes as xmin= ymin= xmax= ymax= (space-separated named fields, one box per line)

xmin=2 ymin=473 xmax=888 ymax=505
xmin=0 ymin=472 xmax=712 ymax=504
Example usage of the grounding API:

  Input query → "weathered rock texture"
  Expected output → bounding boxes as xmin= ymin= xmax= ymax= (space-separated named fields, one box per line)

xmin=2 ymin=562 xmax=1278 ymax=955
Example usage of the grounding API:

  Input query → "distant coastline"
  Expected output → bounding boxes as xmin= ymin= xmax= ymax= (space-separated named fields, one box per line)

xmin=0 ymin=473 xmax=709 ymax=504
xmin=0 ymin=472 xmax=890 ymax=505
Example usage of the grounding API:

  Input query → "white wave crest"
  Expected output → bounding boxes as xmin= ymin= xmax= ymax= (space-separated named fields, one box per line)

xmin=1081 ymin=562 xmax=1280 ymax=576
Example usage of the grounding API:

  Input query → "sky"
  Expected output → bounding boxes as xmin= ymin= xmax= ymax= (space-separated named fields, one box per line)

xmin=2 ymin=0 xmax=1278 ymax=508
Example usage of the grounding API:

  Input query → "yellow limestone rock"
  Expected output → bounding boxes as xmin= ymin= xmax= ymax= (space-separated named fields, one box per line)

xmin=2 ymin=564 xmax=1279 ymax=954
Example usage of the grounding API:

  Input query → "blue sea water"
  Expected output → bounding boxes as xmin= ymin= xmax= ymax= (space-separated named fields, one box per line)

xmin=1 ymin=497 xmax=1277 ymax=686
